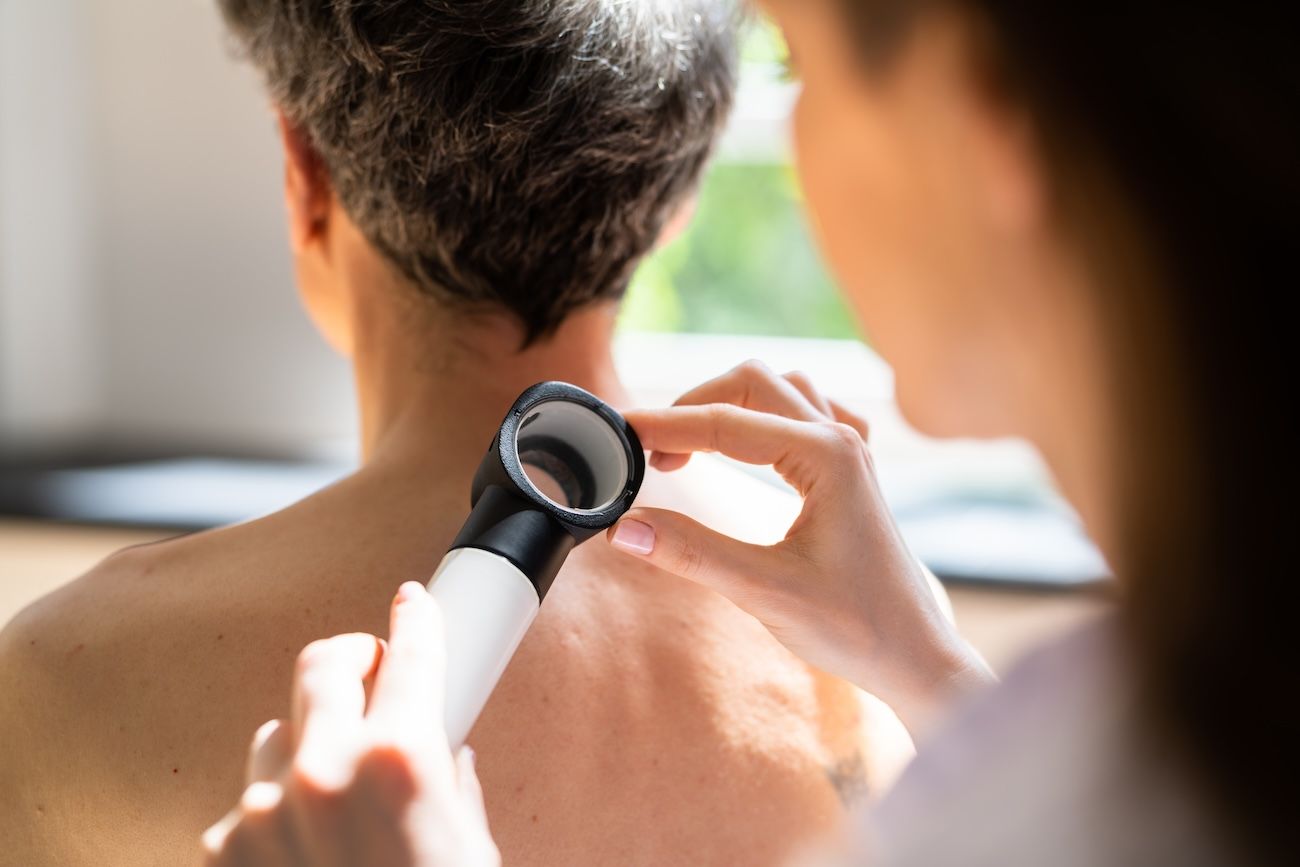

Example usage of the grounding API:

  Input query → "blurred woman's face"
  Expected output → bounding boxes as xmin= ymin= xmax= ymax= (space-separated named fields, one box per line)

xmin=762 ymin=0 xmax=1087 ymax=445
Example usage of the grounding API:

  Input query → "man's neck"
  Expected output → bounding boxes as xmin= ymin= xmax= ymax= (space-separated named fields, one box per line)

xmin=349 ymin=292 xmax=630 ymax=469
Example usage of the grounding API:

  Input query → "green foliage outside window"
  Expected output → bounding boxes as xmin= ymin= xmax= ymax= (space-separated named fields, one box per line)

xmin=619 ymin=20 xmax=857 ymax=340
xmin=619 ymin=161 xmax=859 ymax=339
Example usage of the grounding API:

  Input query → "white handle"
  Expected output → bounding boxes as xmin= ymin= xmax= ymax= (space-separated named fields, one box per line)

xmin=426 ymin=548 xmax=540 ymax=748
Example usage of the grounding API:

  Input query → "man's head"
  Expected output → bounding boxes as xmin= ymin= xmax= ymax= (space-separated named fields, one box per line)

xmin=219 ymin=0 xmax=739 ymax=345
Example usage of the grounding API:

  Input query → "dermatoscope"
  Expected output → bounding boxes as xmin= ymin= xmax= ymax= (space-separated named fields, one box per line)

xmin=425 ymin=381 xmax=645 ymax=747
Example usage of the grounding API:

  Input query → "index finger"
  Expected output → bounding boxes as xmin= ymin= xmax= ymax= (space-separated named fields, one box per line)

xmin=366 ymin=583 xmax=449 ymax=760
xmin=625 ymin=404 xmax=848 ymax=494
xmin=291 ymin=633 xmax=383 ymax=787
xmin=672 ymin=361 xmax=826 ymax=422
xmin=649 ymin=362 xmax=828 ymax=472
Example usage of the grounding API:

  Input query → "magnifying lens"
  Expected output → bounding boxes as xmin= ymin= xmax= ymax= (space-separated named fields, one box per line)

xmin=426 ymin=381 xmax=644 ymax=747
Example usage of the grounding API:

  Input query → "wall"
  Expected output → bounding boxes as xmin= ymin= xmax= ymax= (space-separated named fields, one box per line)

xmin=0 ymin=0 xmax=102 ymax=446
xmin=0 ymin=0 xmax=354 ymax=456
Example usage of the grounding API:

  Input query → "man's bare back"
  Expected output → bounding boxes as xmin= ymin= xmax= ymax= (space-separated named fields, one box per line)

xmin=0 ymin=446 xmax=910 ymax=867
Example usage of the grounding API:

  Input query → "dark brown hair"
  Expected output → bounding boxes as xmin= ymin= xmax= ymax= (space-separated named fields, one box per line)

xmin=838 ymin=1 xmax=1296 ymax=861
xmin=217 ymin=0 xmax=739 ymax=341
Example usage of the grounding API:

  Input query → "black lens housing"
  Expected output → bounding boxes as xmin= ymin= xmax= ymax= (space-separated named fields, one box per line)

xmin=448 ymin=382 xmax=645 ymax=599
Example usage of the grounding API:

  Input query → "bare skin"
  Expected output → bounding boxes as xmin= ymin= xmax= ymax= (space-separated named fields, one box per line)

xmin=185 ymin=0 xmax=1220 ymax=862
xmin=0 ymin=213 xmax=912 ymax=865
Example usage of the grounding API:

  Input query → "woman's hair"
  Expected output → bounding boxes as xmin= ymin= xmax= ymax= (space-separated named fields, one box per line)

xmin=838 ymin=1 xmax=1296 ymax=859
xmin=217 ymin=0 xmax=739 ymax=341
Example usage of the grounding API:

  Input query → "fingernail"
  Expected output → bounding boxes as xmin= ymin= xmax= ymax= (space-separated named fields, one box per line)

xmin=397 ymin=581 xmax=425 ymax=603
xmin=610 ymin=519 xmax=655 ymax=555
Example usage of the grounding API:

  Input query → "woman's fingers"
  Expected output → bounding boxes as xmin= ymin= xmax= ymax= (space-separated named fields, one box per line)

xmin=220 ymin=786 xmax=294 ymax=866
xmin=208 ymin=587 xmax=497 ymax=866
xmin=247 ymin=718 xmax=292 ymax=784
xmin=366 ymin=583 xmax=449 ymax=763
xmin=292 ymin=634 xmax=384 ymax=740
xmin=456 ymin=748 xmax=489 ymax=819
xmin=673 ymin=360 xmax=826 ymax=421
xmin=781 ymin=370 xmax=835 ymax=418
xmin=201 ymin=807 xmax=245 ymax=863
xmin=828 ymin=398 xmax=870 ymax=442
xmin=646 ymin=361 xmax=832 ymax=472
xmin=292 ymin=633 xmax=382 ymax=788
xmin=608 ymin=506 xmax=781 ymax=606
xmin=626 ymin=404 xmax=863 ymax=495
xmin=201 ymin=781 xmax=291 ymax=865
xmin=207 ymin=721 xmax=293 ymax=863
xmin=628 ymin=403 xmax=799 ymax=463
xmin=649 ymin=451 xmax=693 ymax=472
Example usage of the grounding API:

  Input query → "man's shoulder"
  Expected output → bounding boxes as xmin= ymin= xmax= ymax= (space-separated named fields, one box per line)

xmin=2 ymin=539 xmax=148 ymax=679
xmin=0 ymin=525 xmax=283 ymax=760
xmin=0 ymin=476 xmax=423 ymax=749
xmin=0 ymin=537 xmax=189 ymax=747
xmin=0 ymin=528 xmax=305 ymax=862
xmin=0 ymin=542 xmax=177 ymax=864
xmin=2 ymin=531 xmax=203 ymax=681
xmin=0 ymin=521 xmax=310 ymax=727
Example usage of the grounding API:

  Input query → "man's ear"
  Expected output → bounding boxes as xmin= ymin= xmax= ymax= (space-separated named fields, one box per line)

xmin=276 ymin=110 xmax=332 ymax=254
xmin=655 ymin=195 xmax=698 ymax=250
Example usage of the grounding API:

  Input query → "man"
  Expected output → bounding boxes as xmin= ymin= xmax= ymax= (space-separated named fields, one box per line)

xmin=0 ymin=2 xmax=914 ymax=864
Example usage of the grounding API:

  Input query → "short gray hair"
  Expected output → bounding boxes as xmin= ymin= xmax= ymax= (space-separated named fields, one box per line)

xmin=218 ymin=0 xmax=740 ymax=340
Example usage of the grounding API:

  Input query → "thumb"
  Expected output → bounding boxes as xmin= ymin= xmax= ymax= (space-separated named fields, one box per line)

xmin=606 ymin=507 xmax=770 ymax=599
xmin=456 ymin=747 xmax=488 ymax=814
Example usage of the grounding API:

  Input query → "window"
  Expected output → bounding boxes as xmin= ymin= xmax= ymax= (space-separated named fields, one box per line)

xmin=620 ymin=22 xmax=858 ymax=340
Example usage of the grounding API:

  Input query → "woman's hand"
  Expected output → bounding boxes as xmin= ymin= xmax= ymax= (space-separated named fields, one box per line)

xmin=202 ymin=582 xmax=500 ymax=867
xmin=608 ymin=361 xmax=993 ymax=738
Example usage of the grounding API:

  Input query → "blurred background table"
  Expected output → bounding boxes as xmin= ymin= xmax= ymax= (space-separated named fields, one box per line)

xmin=0 ymin=518 xmax=1111 ymax=673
